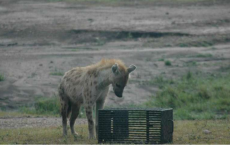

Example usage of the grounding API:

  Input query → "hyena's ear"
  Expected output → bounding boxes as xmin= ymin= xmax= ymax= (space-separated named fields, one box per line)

xmin=112 ymin=63 xmax=120 ymax=75
xmin=128 ymin=65 xmax=136 ymax=73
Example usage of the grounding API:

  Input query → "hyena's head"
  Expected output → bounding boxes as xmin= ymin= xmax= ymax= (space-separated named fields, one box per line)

xmin=111 ymin=63 xmax=136 ymax=98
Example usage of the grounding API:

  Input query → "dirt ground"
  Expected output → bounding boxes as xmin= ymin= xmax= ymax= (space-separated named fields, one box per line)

xmin=0 ymin=117 xmax=86 ymax=129
xmin=0 ymin=0 xmax=230 ymax=109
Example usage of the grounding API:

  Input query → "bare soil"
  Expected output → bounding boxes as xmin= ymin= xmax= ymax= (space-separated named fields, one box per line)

xmin=0 ymin=0 xmax=230 ymax=110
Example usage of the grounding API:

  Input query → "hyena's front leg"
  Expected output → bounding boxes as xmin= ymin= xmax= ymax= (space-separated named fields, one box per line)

xmin=85 ymin=105 xmax=95 ymax=139
xmin=96 ymin=99 xmax=105 ymax=139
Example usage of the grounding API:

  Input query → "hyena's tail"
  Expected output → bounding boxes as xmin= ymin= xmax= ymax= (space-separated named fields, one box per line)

xmin=59 ymin=84 xmax=72 ymax=118
xmin=67 ymin=100 xmax=72 ymax=118
xmin=59 ymin=95 xmax=72 ymax=118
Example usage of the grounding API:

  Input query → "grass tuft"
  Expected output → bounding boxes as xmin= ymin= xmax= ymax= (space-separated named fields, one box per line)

xmin=145 ymin=73 xmax=230 ymax=120
xmin=19 ymin=96 xmax=60 ymax=116
xmin=19 ymin=96 xmax=88 ymax=118
xmin=165 ymin=60 xmax=172 ymax=66
xmin=158 ymin=58 xmax=165 ymax=61
xmin=50 ymin=72 xmax=64 ymax=76
xmin=195 ymin=53 xmax=213 ymax=58
xmin=0 ymin=74 xmax=4 ymax=81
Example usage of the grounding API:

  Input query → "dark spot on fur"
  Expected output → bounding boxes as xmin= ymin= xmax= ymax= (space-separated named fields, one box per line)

xmin=75 ymin=76 xmax=79 ymax=80
xmin=69 ymin=70 xmax=74 ymax=75
xmin=66 ymin=78 xmax=71 ymax=82
xmin=94 ymin=72 xmax=98 ymax=77
xmin=86 ymin=110 xmax=91 ymax=114
xmin=88 ymin=119 xmax=93 ymax=124
xmin=87 ymin=70 xmax=93 ymax=76
xmin=84 ymin=92 xmax=88 ymax=97
xmin=74 ymin=80 xmax=80 ymax=85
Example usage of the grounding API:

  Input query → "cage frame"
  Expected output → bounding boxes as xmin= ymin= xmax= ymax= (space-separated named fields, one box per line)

xmin=98 ymin=108 xmax=173 ymax=144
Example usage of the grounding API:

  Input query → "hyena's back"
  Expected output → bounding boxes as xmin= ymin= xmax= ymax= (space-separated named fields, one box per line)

xmin=59 ymin=67 xmax=85 ymax=104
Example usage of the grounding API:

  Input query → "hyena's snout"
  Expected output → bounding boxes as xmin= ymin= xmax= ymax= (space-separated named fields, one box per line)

xmin=114 ymin=88 xmax=124 ymax=98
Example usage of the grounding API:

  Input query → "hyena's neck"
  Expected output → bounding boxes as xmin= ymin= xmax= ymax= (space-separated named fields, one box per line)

xmin=96 ymin=68 xmax=112 ymax=90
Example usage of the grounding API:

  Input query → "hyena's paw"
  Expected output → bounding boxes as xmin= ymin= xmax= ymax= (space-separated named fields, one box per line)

xmin=88 ymin=134 xmax=95 ymax=139
xmin=72 ymin=131 xmax=79 ymax=136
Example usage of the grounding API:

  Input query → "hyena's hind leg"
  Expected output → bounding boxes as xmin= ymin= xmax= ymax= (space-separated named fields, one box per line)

xmin=60 ymin=97 xmax=71 ymax=136
xmin=70 ymin=103 xmax=81 ymax=136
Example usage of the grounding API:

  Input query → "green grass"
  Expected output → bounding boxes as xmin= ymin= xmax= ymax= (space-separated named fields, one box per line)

xmin=50 ymin=72 xmax=64 ymax=76
xmin=165 ymin=60 xmax=172 ymax=66
xmin=19 ymin=97 xmax=60 ymax=116
xmin=145 ymin=34 xmax=230 ymax=49
xmin=0 ymin=125 xmax=96 ymax=144
xmin=50 ymin=68 xmax=64 ymax=76
xmin=178 ymin=41 xmax=214 ymax=47
xmin=143 ymin=75 xmax=174 ymax=89
xmin=145 ymin=73 xmax=230 ymax=120
xmin=186 ymin=61 xmax=197 ymax=66
xmin=173 ymin=120 xmax=230 ymax=144
xmin=0 ymin=120 xmax=229 ymax=144
xmin=18 ymin=96 xmax=89 ymax=118
xmin=194 ymin=53 xmax=213 ymax=58
xmin=0 ymin=74 xmax=4 ymax=81
xmin=158 ymin=58 xmax=165 ymax=61
xmin=0 ymin=111 xmax=32 ymax=118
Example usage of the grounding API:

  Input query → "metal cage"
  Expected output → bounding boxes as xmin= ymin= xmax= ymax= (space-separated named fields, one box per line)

xmin=98 ymin=108 xmax=173 ymax=144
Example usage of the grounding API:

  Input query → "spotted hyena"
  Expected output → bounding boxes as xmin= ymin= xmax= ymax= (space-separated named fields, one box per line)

xmin=58 ymin=59 xmax=136 ymax=139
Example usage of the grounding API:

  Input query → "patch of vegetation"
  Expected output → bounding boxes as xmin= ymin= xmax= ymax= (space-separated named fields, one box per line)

xmin=0 ymin=120 xmax=229 ymax=144
xmin=186 ymin=61 xmax=197 ymax=66
xmin=145 ymin=73 xmax=230 ymax=120
xmin=0 ymin=74 xmax=4 ymax=81
xmin=0 ymin=125 xmax=96 ymax=144
xmin=0 ymin=111 xmax=31 ymax=118
xmin=177 ymin=40 xmax=214 ymax=47
xmin=158 ymin=58 xmax=164 ymax=61
xmin=173 ymin=120 xmax=230 ymax=144
xmin=210 ymin=47 xmax=217 ymax=50
xmin=19 ymin=96 xmax=89 ymax=118
xmin=96 ymin=38 xmax=106 ymax=46
xmin=145 ymin=58 xmax=151 ymax=61
xmin=185 ymin=71 xmax=193 ymax=80
xmin=165 ymin=60 xmax=172 ymax=66
xmin=50 ymin=72 xmax=64 ymax=76
xmin=142 ymin=76 xmax=174 ymax=89
xmin=219 ymin=65 xmax=230 ymax=72
xmin=20 ymin=96 xmax=60 ymax=116
xmin=145 ymin=33 xmax=230 ymax=49
xmin=194 ymin=53 xmax=213 ymax=58
xmin=50 ymin=68 xmax=64 ymax=76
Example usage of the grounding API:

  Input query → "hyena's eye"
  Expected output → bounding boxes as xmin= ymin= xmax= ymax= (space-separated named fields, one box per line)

xmin=116 ymin=84 xmax=121 ymax=88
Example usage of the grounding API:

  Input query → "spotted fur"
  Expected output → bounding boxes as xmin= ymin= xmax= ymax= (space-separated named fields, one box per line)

xmin=59 ymin=59 xmax=136 ymax=138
